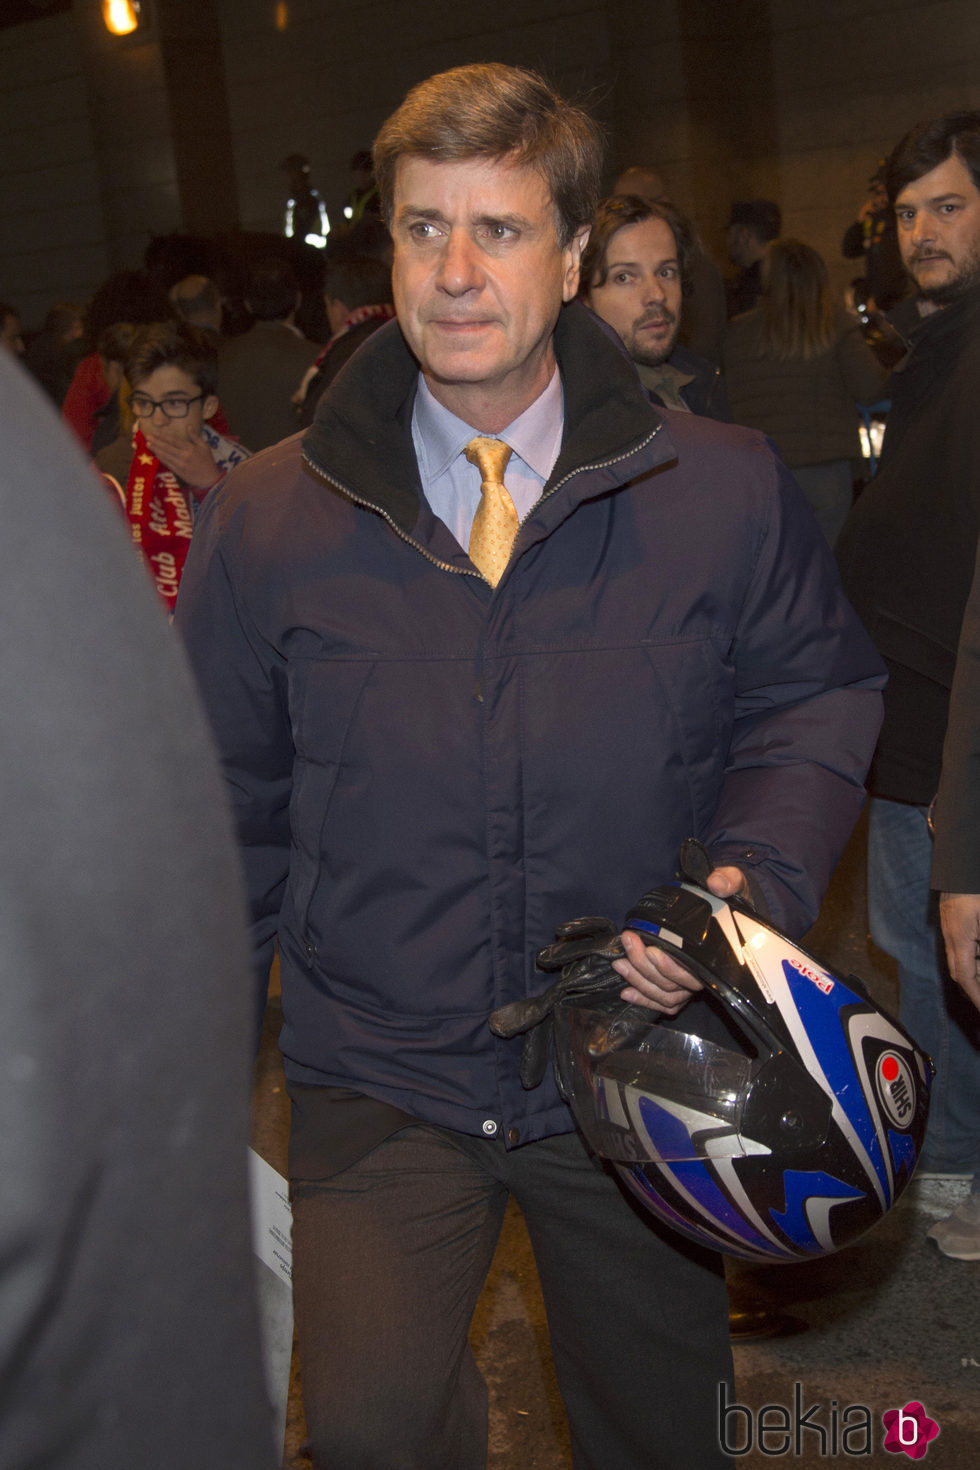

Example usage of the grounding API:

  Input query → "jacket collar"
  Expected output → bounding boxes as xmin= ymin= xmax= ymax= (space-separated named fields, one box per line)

xmin=301 ymin=299 xmax=675 ymax=534
xmin=893 ymin=279 xmax=980 ymax=370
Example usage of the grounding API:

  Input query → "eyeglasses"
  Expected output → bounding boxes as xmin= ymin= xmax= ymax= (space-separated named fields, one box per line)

xmin=130 ymin=391 xmax=205 ymax=420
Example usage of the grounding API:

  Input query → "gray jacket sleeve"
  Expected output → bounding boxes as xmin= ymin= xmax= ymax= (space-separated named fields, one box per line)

xmin=0 ymin=355 xmax=275 ymax=1470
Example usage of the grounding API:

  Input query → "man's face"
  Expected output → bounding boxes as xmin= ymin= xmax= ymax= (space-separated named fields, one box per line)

xmin=1 ymin=311 xmax=24 ymax=356
xmin=130 ymin=364 xmax=216 ymax=443
xmin=585 ymin=216 xmax=682 ymax=368
xmin=895 ymin=152 xmax=980 ymax=304
xmin=391 ymin=154 xmax=587 ymax=429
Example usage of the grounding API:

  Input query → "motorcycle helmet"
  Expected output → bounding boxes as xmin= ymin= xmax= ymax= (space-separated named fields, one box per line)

xmin=553 ymin=880 xmax=933 ymax=1262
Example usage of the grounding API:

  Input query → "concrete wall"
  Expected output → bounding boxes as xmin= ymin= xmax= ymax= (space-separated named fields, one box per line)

xmin=2 ymin=1 xmax=980 ymax=331
xmin=218 ymin=0 xmax=612 ymax=238
xmin=0 ymin=10 xmax=109 ymax=332
xmin=609 ymin=0 xmax=980 ymax=298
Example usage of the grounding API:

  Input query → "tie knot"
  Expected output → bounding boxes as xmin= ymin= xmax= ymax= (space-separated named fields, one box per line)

xmin=464 ymin=436 xmax=512 ymax=485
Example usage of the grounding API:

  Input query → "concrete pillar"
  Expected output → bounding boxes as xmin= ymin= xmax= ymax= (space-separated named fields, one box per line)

xmin=76 ymin=0 xmax=239 ymax=273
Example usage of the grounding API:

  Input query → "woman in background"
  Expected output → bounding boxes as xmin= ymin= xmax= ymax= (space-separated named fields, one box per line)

xmin=723 ymin=238 xmax=887 ymax=546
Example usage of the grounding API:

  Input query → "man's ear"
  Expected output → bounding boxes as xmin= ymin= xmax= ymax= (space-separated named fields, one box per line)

xmin=202 ymin=394 xmax=219 ymax=423
xmin=562 ymin=224 xmax=591 ymax=303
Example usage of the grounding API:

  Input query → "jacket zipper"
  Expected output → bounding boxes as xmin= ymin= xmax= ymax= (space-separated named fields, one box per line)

xmin=301 ymin=449 xmax=480 ymax=577
xmin=517 ymin=421 xmax=664 ymax=533
xmin=302 ymin=419 xmax=664 ymax=580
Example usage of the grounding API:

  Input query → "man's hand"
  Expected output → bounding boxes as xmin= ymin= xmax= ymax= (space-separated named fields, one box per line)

xmin=939 ymin=892 xmax=980 ymax=1013
xmin=144 ymin=422 xmax=221 ymax=490
xmin=611 ymin=865 xmax=749 ymax=1014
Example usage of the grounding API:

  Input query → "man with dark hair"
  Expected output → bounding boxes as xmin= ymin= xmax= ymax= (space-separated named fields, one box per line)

xmin=217 ymin=257 xmax=319 ymax=451
xmin=179 ymin=62 xmax=883 ymax=1468
xmin=726 ymin=198 xmax=782 ymax=316
xmin=613 ymin=164 xmax=728 ymax=364
xmin=114 ymin=321 xmax=248 ymax=612
xmin=837 ymin=109 xmax=980 ymax=1258
xmin=580 ymin=193 xmax=729 ymax=418
xmin=295 ymin=245 xmax=394 ymax=427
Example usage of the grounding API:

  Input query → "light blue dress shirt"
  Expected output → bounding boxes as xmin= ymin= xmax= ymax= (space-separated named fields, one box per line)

xmin=411 ymin=369 xmax=564 ymax=549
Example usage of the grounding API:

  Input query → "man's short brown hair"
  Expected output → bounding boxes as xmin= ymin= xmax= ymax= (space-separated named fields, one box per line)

xmin=373 ymin=62 xmax=603 ymax=247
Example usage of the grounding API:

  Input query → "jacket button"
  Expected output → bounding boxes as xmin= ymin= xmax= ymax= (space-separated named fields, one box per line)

xmin=507 ymin=1127 xmax=521 ymax=1145
xmin=482 ymin=1119 xmax=497 ymax=1136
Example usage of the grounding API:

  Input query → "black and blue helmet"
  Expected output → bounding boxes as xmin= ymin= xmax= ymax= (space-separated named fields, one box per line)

xmin=553 ymin=881 xmax=933 ymax=1263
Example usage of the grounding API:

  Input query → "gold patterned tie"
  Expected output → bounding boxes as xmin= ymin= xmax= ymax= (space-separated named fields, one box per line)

xmin=464 ymin=436 xmax=519 ymax=587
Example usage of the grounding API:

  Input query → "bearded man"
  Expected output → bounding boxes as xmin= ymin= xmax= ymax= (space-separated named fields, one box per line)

xmin=580 ymin=193 xmax=729 ymax=419
xmin=837 ymin=109 xmax=980 ymax=1257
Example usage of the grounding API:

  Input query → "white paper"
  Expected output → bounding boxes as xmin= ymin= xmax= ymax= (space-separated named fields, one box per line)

xmin=249 ymin=1147 xmax=293 ymax=1283
xmin=248 ymin=1148 xmax=294 ymax=1458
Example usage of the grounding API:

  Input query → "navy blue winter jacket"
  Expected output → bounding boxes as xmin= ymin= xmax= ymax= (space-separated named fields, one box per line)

xmin=177 ymin=301 xmax=884 ymax=1146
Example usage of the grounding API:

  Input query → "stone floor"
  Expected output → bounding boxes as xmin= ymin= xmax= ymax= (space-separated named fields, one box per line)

xmin=252 ymin=809 xmax=980 ymax=1467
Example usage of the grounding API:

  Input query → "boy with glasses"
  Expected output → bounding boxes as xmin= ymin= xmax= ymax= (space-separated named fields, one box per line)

xmin=112 ymin=321 xmax=248 ymax=613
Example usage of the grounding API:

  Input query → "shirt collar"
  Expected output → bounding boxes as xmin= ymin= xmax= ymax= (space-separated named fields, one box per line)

xmin=413 ymin=367 xmax=564 ymax=481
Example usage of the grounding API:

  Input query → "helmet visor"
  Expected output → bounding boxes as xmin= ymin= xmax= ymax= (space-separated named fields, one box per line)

xmin=556 ymin=1000 xmax=806 ymax=1163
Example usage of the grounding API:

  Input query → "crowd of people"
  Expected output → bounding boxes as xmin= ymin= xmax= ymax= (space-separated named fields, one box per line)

xmin=0 ymin=128 xmax=906 ymax=611
xmin=2 ymin=61 xmax=980 ymax=1470
xmin=1 ymin=134 xmax=907 ymax=600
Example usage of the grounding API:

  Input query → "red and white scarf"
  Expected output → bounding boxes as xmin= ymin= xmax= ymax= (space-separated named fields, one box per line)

xmin=124 ymin=424 xmax=248 ymax=612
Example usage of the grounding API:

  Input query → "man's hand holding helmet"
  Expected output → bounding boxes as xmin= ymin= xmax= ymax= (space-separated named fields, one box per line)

xmin=489 ymin=843 xmax=755 ymax=1087
xmin=612 ymin=865 xmax=750 ymax=1014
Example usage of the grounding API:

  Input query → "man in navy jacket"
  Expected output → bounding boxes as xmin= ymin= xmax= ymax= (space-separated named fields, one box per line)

xmin=178 ymin=62 xmax=884 ymax=1470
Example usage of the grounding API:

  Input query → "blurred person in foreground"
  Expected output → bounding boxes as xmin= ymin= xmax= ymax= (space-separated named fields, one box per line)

xmin=0 ymin=348 xmax=274 ymax=1469
xmin=837 ymin=109 xmax=980 ymax=1259
xmin=723 ymin=237 xmax=886 ymax=546
xmin=178 ymin=62 xmax=884 ymax=1468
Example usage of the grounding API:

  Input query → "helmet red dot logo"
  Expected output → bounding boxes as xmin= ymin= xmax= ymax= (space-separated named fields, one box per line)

xmin=875 ymin=1051 xmax=915 ymax=1129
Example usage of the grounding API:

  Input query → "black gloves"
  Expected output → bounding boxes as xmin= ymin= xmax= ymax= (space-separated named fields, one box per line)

xmin=489 ymin=916 xmax=626 ymax=1089
xmin=487 ymin=839 xmax=718 ymax=1090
